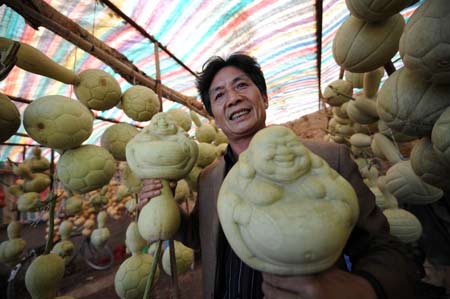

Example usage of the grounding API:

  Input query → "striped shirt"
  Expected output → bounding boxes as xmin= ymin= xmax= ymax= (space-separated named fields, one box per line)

xmin=215 ymin=146 xmax=263 ymax=299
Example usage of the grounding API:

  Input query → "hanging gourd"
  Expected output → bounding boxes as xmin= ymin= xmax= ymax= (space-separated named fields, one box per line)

xmin=23 ymin=95 xmax=94 ymax=150
xmin=410 ymin=137 xmax=450 ymax=193
xmin=431 ymin=106 xmax=450 ymax=163
xmin=91 ymin=211 xmax=110 ymax=250
xmin=162 ymin=241 xmax=194 ymax=276
xmin=74 ymin=69 xmax=122 ymax=111
xmin=51 ymin=220 xmax=75 ymax=265
xmin=333 ymin=14 xmax=405 ymax=72
xmin=166 ymin=108 xmax=192 ymax=132
xmin=0 ymin=221 xmax=26 ymax=265
xmin=23 ymin=147 xmax=50 ymax=173
xmin=64 ymin=194 xmax=83 ymax=216
xmin=383 ymin=208 xmax=423 ymax=243
xmin=345 ymin=0 xmax=412 ymax=22
xmin=17 ymin=192 xmax=41 ymax=212
xmin=399 ymin=0 xmax=450 ymax=84
xmin=126 ymin=112 xmax=198 ymax=241
xmin=122 ymin=85 xmax=160 ymax=122
xmin=191 ymin=111 xmax=217 ymax=143
xmin=217 ymin=126 xmax=359 ymax=275
xmin=377 ymin=67 xmax=450 ymax=137
xmin=101 ymin=123 xmax=139 ymax=161
xmin=322 ymin=79 xmax=353 ymax=106
xmin=115 ymin=222 xmax=160 ymax=299
xmin=12 ymin=163 xmax=51 ymax=193
xmin=56 ymin=144 xmax=116 ymax=194
xmin=0 ymin=92 xmax=20 ymax=143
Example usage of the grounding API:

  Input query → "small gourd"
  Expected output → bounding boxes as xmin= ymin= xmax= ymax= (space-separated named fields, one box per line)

xmin=217 ymin=126 xmax=359 ymax=275
xmin=383 ymin=208 xmax=423 ymax=243
xmin=101 ymin=123 xmax=139 ymax=161
xmin=323 ymin=80 xmax=353 ymax=106
xmin=24 ymin=147 xmax=50 ymax=173
xmin=115 ymin=222 xmax=160 ymax=299
xmin=166 ymin=108 xmax=192 ymax=132
xmin=191 ymin=111 xmax=217 ymax=143
xmin=0 ymin=221 xmax=26 ymax=265
xmin=64 ymin=194 xmax=83 ymax=216
xmin=162 ymin=241 xmax=194 ymax=276
xmin=51 ymin=220 xmax=75 ymax=265
xmin=126 ymin=112 xmax=198 ymax=241
xmin=17 ymin=192 xmax=42 ymax=212
xmin=91 ymin=211 xmax=110 ymax=250
xmin=122 ymin=85 xmax=160 ymax=122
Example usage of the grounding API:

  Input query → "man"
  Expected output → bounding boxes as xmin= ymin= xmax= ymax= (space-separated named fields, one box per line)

xmin=140 ymin=53 xmax=422 ymax=298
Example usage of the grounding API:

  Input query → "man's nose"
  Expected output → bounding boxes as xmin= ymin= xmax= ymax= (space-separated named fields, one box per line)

xmin=226 ymin=89 xmax=242 ymax=106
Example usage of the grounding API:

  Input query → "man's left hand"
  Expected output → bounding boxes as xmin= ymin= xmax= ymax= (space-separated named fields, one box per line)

xmin=262 ymin=267 xmax=377 ymax=299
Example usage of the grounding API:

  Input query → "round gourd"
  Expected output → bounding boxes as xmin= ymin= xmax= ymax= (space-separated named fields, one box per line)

xmin=17 ymin=192 xmax=41 ymax=212
xmin=101 ymin=123 xmax=139 ymax=161
xmin=56 ymin=144 xmax=116 ymax=194
xmin=162 ymin=241 xmax=194 ymax=276
xmin=122 ymin=85 xmax=160 ymax=122
xmin=377 ymin=120 xmax=416 ymax=143
xmin=166 ymin=108 xmax=192 ymax=132
xmin=383 ymin=208 xmax=422 ymax=243
xmin=214 ymin=129 xmax=229 ymax=145
xmin=197 ymin=142 xmax=218 ymax=168
xmin=74 ymin=69 xmax=121 ymax=111
xmin=410 ymin=137 xmax=450 ymax=193
xmin=23 ymin=147 xmax=50 ymax=173
xmin=384 ymin=160 xmax=443 ymax=205
xmin=323 ymin=80 xmax=353 ymax=106
xmin=399 ymin=0 xmax=450 ymax=84
xmin=25 ymin=253 xmax=65 ymax=299
xmin=377 ymin=68 xmax=450 ymax=137
xmin=24 ymin=95 xmax=94 ymax=150
xmin=0 ymin=221 xmax=26 ymax=265
xmin=64 ymin=195 xmax=83 ymax=216
xmin=431 ymin=106 xmax=450 ymax=163
xmin=345 ymin=0 xmax=412 ymax=22
xmin=195 ymin=123 xmax=217 ymax=144
xmin=333 ymin=14 xmax=405 ymax=72
xmin=217 ymin=126 xmax=359 ymax=275
xmin=0 ymin=92 xmax=20 ymax=143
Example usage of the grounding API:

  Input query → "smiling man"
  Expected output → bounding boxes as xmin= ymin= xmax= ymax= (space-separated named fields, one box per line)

xmin=139 ymin=53 xmax=422 ymax=299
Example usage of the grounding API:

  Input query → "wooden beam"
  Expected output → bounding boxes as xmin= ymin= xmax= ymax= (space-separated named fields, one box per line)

xmin=3 ymin=0 xmax=210 ymax=118
xmin=315 ymin=0 xmax=324 ymax=109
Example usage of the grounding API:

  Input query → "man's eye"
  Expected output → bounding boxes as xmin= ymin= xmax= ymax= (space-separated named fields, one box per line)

xmin=215 ymin=92 xmax=224 ymax=100
xmin=237 ymin=82 xmax=248 ymax=89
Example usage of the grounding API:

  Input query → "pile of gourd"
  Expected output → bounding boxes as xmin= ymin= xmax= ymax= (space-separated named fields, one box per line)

xmin=324 ymin=0 xmax=450 ymax=245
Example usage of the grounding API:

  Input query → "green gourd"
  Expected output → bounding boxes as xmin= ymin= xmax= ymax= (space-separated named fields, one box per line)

xmin=51 ymin=220 xmax=75 ymax=265
xmin=25 ymin=253 xmax=65 ymax=299
xmin=162 ymin=241 xmax=194 ymax=276
xmin=126 ymin=112 xmax=198 ymax=241
xmin=24 ymin=147 xmax=50 ymax=173
xmin=166 ymin=108 xmax=192 ymax=132
xmin=383 ymin=208 xmax=423 ymax=243
xmin=323 ymin=79 xmax=353 ymax=107
xmin=217 ymin=126 xmax=359 ymax=275
xmin=91 ymin=211 xmax=110 ymax=249
xmin=101 ymin=123 xmax=139 ymax=161
xmin=115 ymin=222 xmax=160 ymax=299
xmin=122 ymin=85 xmax=160 ymax=122
xmin=0 ymin=92 xmax=20 ymax=143
xmin=0 ymin=221 xmax=26 ymax=265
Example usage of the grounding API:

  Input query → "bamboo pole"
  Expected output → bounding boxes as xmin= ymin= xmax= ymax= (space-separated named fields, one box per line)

xmin=3 ymin=0 xmax=209 ymax=118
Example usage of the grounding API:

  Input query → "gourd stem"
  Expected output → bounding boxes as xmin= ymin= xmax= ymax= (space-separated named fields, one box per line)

xmin=143 ymin=239 xmax=162 ymax=299
xmin=44 ymin=192 xmax=56 ymax=254
xmin=169 ymin=239 xmax=180 ymax=298
xmin=160 ymin=179 xmax=173 ymax=199
xmin=133 ymin=192 xmax=139 ymax=222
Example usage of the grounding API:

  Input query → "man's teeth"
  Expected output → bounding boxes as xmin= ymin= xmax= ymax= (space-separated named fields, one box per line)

xmin=231 ymin=109 xmax=250 ymax=120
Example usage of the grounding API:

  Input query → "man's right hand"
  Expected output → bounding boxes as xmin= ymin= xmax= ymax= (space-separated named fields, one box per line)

xmin=138 ymin=179 xmax=177 ymax=209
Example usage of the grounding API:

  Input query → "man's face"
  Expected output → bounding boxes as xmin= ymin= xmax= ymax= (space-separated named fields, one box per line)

xmin=209 ymin=66 xmax=268 ymax=142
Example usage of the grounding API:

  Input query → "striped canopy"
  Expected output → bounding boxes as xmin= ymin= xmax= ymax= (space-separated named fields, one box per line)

xmin=0 ymin=0 xmax=420 ymax=162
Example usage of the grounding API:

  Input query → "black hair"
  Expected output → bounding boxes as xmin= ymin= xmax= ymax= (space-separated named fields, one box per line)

xmin=196 ymin=53 xmax=267 ymax=116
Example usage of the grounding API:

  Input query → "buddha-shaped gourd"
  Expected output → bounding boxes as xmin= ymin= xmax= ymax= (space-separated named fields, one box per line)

xmin=51 ymin=220 xmax=75 ymax=265
xmin=115 ymin=222 xmax=160 ymax=299
xmin=217 ymin=126 xmax=359 ymax=275
xmin=126 ymin=112 xmax=198 ymax=241
xmin=0 ymin=221 xmax=26 ymax=265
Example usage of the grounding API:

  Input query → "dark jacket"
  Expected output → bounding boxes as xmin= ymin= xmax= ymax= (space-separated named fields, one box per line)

xmin=177 ymin=139 xmax=422 ymax=299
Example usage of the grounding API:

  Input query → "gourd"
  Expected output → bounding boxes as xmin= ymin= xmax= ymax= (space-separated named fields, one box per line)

xmin=384 ymin=160 xmax=443 ymax=205
xmin=377 ymin=120 xmax=416 ymax=143
xmin=17 ymin=192 xmax=42 ymax=212
xmin=214 ymin=129 xmax=229 ymax=146
xmin=174 ymin=179 xmax=190 ymax=204
xmin=166 ymin=108 xmax=192 ymax=132
xmin=51 ymin=221 xmax=75 ymax=265
xmin=399 ymin=0 xmax=450 ymax=84
xmin=126 ymin=112 xmax=198 ymax=241
xmin=344 ymin=71 xmax=364 ymax=89
xmin=345 ymin=0 xmax=412 ymax=22
xmin=115 ymin=222 xmax=160 ymax=299
xmin=121 ymin=163 xmax=143 ymax=194
xmin=346 ymin=97 xmax=378 ymax=125
xmin=12 ymin=163 xmax=51 ymax=193
xmin=333 ymin=14 xmax=405 ymax=72
xmin=25 ymin=253 xmax=67 ymax=299
xmin=74 ymin=69 xmax=122 ymax=111
xmin=383 ymin=208 xmax=423 ymax=243
xmin=162 ymin=241 xmax=194 ymax=276
xmin=0 ymin=221 xmax=26 ymax=265
xmin=410 ymin=138 xmax=450 ymax=193
xmin=431 ymin=106 xmax=450 ymax=163
xmin=56 ymin=144 xmax=116 ymax=194
xmin=217 ymin=126 xmax=359 ymax=275
xmin=322 ymin=80 xmax=353 ymax=106
xmin=197 ymin=142 xmax=218 ymax=168
xmin=101 ymin=123 xmax=139 ymax=161
xmin=23 ymin=95 xmax=94 ymax=150
xmin=0 ymin=37 xmax=79 ymax=85
xmin=122 ymin=85 xmax=160 ymax=122
xmin=0 ymin=92 xmax=20 ymax=143
xmin=377 ymin=68 xmax=450 ymax=137
xmin=64 ymin=194 xmax=83 ymax=216
xmin=370 ymin=133 xmax=403 ymax=165
xmin=191 ymin=111 xmax=217 ymax=143
xmin=363 ymin=67 xmax=384 ymax=98
xmin=91 ymin=211 xmax=110 ymax=250
xmin=24 ymin=147 xmax=50 ymax=173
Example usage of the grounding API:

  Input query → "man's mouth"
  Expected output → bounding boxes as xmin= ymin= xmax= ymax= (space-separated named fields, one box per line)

xmin=229 ymin=108 xmax=251 ymax=120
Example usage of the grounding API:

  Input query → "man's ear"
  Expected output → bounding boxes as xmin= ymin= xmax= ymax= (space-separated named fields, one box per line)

xmin=263 ymin=95 xmax=269 ymax=109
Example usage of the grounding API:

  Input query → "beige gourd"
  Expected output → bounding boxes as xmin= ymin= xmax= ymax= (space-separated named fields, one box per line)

xmin=333 ymin=14 xmax=405 ymax=72
xmin=363 ymin=67 xmax=384 ymax=98
xmin=344 ymin=71 xmax=364 ymax=89
xmin=101 ymin=123 xmax=139 ymax=161
xmin=0 ymin=221 xmax=26 ymax=265
xmin=126 ymin=112 xmax=198 ymax=241
xmin=12 ymin=163 xmax=51 ymax=193
xmin=91 ymin=211 xmax=110 ymax=249
xmin=345 ymin=0 xmax=412 ymax=22
xmin=24 ymin=147 xmax=50 ymax=173
xmin=64 ymin=194 xmax=83 ymax=216
xmin=115 ymin=222 xmax=160 ymax=299
xmin=0 ymin=92 xmax=21 ymax=143
xmin=51 ymin=220 xmax=75 ymax=265
xmin=217 ymin=126 xmax=359 ymax=275
xmin=122 ymin=85 xmax=160 ymax=122
xmin=162 ymin=241 xmax=194 ymax=276
xmin=383 ymin=208 xmax=423 ymax=243
xmin=323 ymin=80 xmax=353 ymax=106
xmin=431 ymin=106 xmax=450 ymax=163
xmin=17 ymin=192 xmax=42 ymax=212
xmin=370 ymin=133 xmax=403 ymax=165
xmin=377 ymin=67 xmax=450 ymax=137
xmin=191 ymin=111 xmax=217 ymax=143
xmin=166 ymin=108 xmax=192 ymax=132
